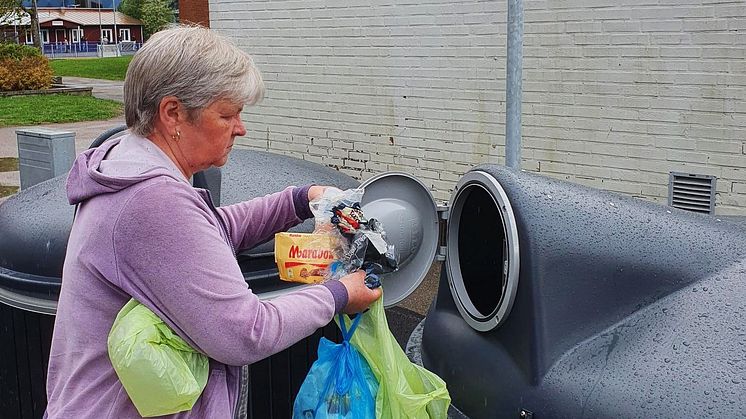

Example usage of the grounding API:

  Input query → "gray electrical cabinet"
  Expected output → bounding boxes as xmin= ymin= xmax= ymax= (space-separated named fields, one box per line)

xmin=16 ymin=128 xmax=75 ymax=190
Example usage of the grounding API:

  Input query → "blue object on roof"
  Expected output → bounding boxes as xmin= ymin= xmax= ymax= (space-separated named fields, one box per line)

xmin=22 ymin=0 xmax=122 ymax=9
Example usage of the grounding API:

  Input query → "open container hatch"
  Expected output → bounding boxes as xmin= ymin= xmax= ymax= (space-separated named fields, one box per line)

xmin=360 ymin=172 xmax=440 ymax=307
xmin=360 ymin=170 xmax=520 ymax=328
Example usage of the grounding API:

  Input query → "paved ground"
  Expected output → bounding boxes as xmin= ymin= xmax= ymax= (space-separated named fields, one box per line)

xmin=59 ymin=76 xmax=125 ymax=103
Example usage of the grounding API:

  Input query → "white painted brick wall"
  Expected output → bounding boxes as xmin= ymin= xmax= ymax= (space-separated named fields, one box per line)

xmin=210 ymin=0 xmax=746 ymax=215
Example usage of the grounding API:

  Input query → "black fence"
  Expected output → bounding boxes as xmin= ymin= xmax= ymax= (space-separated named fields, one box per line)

xmin=0 ymin=302 xmax=342 ymax=419
xmin=0 ymin=305 xmax=54 ymax=419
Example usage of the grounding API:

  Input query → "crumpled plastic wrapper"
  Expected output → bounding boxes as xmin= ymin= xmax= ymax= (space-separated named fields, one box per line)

xmin=310 ymin=188 xmax=398 ymax=288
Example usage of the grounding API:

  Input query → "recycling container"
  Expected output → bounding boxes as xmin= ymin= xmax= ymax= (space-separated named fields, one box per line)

xmin=7 ymin=129 xmax=746 ymax=418
xmin=370 ymin=164 xmax=746 ymax=418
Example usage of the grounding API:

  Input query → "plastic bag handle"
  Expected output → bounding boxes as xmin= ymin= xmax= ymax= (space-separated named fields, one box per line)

xmin=338 ymin=313 xmax=363 ymax=342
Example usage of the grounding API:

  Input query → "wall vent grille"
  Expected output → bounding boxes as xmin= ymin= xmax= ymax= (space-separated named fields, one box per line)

xmin=668 ymin=172 xmax=716 ymax=214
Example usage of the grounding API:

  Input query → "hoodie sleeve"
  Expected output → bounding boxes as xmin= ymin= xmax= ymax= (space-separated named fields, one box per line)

xmin=216 ymin=186 xmax=309 ymax=252
xmin=111 ymin=180 xmax=337 ymax=366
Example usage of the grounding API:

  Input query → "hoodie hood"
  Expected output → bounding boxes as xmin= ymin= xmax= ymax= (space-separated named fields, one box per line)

xmin=66 ymin=133 xmax=188 ymax=205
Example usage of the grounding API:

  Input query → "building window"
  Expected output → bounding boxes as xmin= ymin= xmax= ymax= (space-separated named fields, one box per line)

xmin=119 ymin=28 xmax=130 ymax=42
xmin=101 ymin=29 xmax=113 ymax=44
xmin=24 ymin=31 xmax=32 ymax=44
xmin=71 ymin=29 xmax=81 ymax=43
xmin=41 ymin=29 xmax=49 ymax=44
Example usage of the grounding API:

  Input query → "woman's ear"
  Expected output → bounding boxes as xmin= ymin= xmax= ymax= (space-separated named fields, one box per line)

xmin=157 ymin=96 xmax=184 ymax=130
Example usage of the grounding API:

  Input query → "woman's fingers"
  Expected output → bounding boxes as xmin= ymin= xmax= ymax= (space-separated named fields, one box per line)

xmin=338 ymin=270 xmax=382 ymax=314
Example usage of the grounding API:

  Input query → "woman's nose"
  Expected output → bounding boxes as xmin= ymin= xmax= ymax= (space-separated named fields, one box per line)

xmin=234 ymin=117 xmax=247 ymax=136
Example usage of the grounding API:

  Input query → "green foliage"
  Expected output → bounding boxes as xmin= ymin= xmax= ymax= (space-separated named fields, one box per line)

xmin=0 ymin=157 xmax=18 ymax=172
xmin=0 ymin=94 xmax=122 ymax=127
xmin=0 ymin=185 xmax=19 ymax=198
xmin=0 ymin=42 xmax=41 ymax=60
xmin=117 ymin=0 xmax=176 ymax=38
xmin=0 ymin=0 xmax=23 ymax=17
xmin=50 ymin=56 xmax=133 ymax=81
xmin=0 ymin=0 xmax=42 ymax=49
xmin=140 ymin=0 xmax=174 ymax=37
xmin=0 ymin=55 xmax=53 ymax=91
xmin=118 ymin=0 xmax=143 ymax=20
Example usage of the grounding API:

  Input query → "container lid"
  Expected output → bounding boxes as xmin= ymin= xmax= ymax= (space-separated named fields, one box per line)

xmin=360 ymin=172 xmax=439 ymax=307
xmin=0 ymin=176 xmax=70 ymax=315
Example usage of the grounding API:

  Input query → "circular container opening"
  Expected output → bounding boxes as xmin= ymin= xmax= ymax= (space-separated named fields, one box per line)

xmin=446 ymin=170 xmax=519 ymax=332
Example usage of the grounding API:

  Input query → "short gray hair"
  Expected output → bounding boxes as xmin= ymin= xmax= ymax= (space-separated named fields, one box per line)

xmin=124 ymin=25 xmax=264 ymax=136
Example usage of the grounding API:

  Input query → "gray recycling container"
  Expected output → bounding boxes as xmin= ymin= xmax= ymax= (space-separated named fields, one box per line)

xmin=417 ymin=165 xmax=746 ymax=418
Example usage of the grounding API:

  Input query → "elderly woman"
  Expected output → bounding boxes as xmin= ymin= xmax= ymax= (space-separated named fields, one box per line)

xmin=45 ymin=26 xmax=381 ymax=418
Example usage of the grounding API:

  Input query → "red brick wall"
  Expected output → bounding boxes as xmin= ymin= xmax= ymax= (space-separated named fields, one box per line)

xmin=179 ymin=0 xmax=210 ymax=28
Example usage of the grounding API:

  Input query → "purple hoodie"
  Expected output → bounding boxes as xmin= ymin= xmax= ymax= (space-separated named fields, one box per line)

xmin=45 ymin=134 xmax=348 ymax=418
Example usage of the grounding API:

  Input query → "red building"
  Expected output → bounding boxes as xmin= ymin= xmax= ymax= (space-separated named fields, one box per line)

xmin=1 ymin=8 xmax=143 ymax=45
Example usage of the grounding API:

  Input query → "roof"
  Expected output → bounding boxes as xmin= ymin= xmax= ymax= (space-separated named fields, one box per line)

xmin=0 ymin=8 xmax=142 ymax=26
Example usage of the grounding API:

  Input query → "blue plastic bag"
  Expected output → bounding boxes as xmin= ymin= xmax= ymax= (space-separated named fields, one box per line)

xmin=293 ymin=314 xmax=378 ymax=419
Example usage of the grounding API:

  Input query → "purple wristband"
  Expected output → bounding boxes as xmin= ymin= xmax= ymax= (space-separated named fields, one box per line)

xmin=292 ymin=185 xmax=314 ymax=220
xmin=321 ymin=280 xmax=349 ymax=314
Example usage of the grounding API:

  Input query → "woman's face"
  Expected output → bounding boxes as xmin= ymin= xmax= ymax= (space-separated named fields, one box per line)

xmin=179 ymin=98 xmax=246 ymax=171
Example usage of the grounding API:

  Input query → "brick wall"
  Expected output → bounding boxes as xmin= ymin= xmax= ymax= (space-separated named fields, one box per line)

xmin=180 ymin=0 xmax=210 ymax=27
xmin=210 ymin=0 xmax=746 ymax=215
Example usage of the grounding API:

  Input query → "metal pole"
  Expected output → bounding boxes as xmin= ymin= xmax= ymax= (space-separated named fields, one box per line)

xmin=505 ymin=0 xmax=523 ymax=170
xmin=113 ymin=0 xmax=118 ymax=44
xmin=98 ymin=0 xmax=102 ymax=44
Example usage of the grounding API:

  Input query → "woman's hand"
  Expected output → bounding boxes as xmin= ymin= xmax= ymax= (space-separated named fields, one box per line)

xmin=307 ymin=186 xmax=327 ymax=203
xmin=338 ymin=270 xmax=382 ymax=314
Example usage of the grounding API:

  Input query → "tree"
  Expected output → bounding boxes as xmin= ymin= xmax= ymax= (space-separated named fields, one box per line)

xmin=120 ymin=0 xmax=174 ymax=38
xmin=0 ymin=0 xmax=41 ymax=50
xmin=140 ymin=0 xmax=174 ymax=37
xmin=117 ymin=0 xmax=142 ymax=20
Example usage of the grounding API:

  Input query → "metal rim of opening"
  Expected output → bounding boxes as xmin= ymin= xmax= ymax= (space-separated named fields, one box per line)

xmin=446 ymin=170 xmax=520 ymax=332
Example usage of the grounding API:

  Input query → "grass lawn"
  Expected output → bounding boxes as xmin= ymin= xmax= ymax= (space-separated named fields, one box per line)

xmin=0 ymin=94 xmax=122 ymax=127
xmin=0 ymin=157 xmax=18 ymax=172
xmin=50 ymin=56 xmax=133 ymax=81
xmin=0 ymin=185 xmax=18 ymax=198
xmin=0 ymin=158 xmax=19 ymax=199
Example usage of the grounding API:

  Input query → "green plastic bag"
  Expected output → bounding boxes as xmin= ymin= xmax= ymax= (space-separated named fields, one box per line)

xmin=343 ymin=294 xmax=451 ymax=418
xmin=107 ymin=299 xmax=209 ymax=417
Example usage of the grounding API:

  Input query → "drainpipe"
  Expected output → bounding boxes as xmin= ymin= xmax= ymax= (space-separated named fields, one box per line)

xmin=505 ymin=0 xmax=523 ymax=170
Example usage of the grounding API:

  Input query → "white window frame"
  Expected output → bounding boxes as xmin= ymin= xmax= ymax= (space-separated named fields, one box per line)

xmin=118 ymin=28 xmax=130 ymax=42
xmin=40 ymin=29 xmax=49 ymax=44
xmin=70 ymin=28 xmax=81 ymax=43
xmin=101 ymin=28 xmax=112 ymax=43
xmin=24 ymin=31 xmax=32 ymax=44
